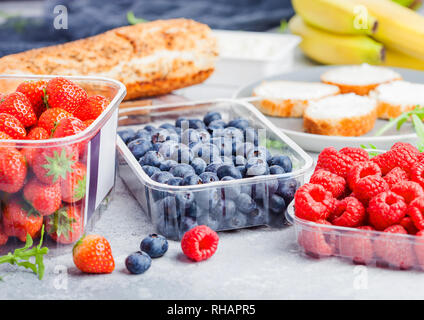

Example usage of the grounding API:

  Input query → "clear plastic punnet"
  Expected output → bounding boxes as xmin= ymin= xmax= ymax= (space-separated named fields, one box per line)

xmin=0 ymin=75 xmax=126 ymax=255
xmin=117 ymin=99 xmax=313 ymax=240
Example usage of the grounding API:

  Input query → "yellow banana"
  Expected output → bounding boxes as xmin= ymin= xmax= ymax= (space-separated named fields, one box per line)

xmin=289 ymin=15 xmax=384 ymax=65
xmin=292 ymin=0 xmax=378 ymax=35
xmin=384 ymin=49 xmax=424 ymax=70
xmin=350 ymin=0 xmax=424 ymax=60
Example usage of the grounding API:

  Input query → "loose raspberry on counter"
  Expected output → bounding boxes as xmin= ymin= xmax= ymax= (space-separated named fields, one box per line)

xmin=407 ymin=197 xmax=424 ymax=231
xmin=338 ymin=225 xmax=374 ymax=265
xmin=352 ymin=175 xmax=389 ymax=204
xmin=339 ymin=147 xmax=369 ymax=163
xmin=383 ymin=167 xmax=408 ymax=188
xmin=374 ymin=224 xmax=415 ymax=270
xmin=315 ymin=147 xmax=354 ymax=178
xmin=310 ymin=169 xmax=346 ymax=198
xmin=347 ymin=161 xmax=381 ymax=191
xmin=294 ymin=183 xmax=335 ymax=222
xmin=368 ymin=191 xmax=407 ymax=230
xmin=181 ymin=225 xmax=219 ymax=262
xmin=331 ymin=196 xmax=365 ymax=228
xmin=297 ymin=219 xmax=334 ymax=258
xmin=391 ymin=181 xmax=424 ymax=204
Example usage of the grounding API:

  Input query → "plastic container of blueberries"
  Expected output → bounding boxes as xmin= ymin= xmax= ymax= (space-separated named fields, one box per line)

xmin=286 ymin=190 xmax=424 ymax=271
xmin=0 ymin=75 xmax=126 ymax=255
xmin=117 ymin=99 xmax=313 ymax=240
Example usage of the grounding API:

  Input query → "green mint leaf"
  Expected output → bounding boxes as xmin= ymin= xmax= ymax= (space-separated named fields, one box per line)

xmin=127 ymin=11 xmax=147 ymax=25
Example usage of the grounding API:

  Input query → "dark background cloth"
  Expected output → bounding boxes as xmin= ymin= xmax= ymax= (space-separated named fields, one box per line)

xmin=0 ymin=0 xmax=294 ymax=57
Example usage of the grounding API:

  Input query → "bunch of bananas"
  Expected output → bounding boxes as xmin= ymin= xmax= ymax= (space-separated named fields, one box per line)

xmin=289 ymin=0 xmax=424 ymax=70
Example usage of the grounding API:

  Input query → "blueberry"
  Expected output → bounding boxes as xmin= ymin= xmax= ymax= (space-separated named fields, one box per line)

xmin=247 ymin=147 xmax=271 ymax=162
xmin=150 ymin=129 xmax=169 ymax=144
xmin=175 ymin=117 xmax=189 ymax=128
xmin=128 ymin=139 xmax=153 ymax=160
xmin=203 ymin=111 xmax=222 ymax=126
xmin=221 ymin=156 xmax=234 ymax=166
xmin=210 ymin=137 xmax=233 ymax=157
xmin=269 ymin=155 xmax=292 ymax=173
xmin=244 ymin=127 xmax=259 ymax=146
xmin=220 ymin=176 xmax=241 ymax=200
xmin=194 ymin=143 xmax=220 ymax=164
xmin=247 ymin=207 xmax=266 ymax=225
xmin=197 ymin=129 xmax=211 ymax=143
xmin=236 ymin=165 xmax=247 ymax=177
xmin=144 ymin=125 xmax=156 ymax=132
xmin=270 ymin=165 xmax=286 ymax=175
xmin=155 ymin=196 xmax=180 ymax=219
xmin=227 ymin=118 xmax=249 ymax=131
xmin=166 ymin=132 xmax=179 ymax=143
xmin=151 ymin=171 xmax=174 ymax=184
xmin=125 ymin=251 xmax=152 ymax=274
xmin=142 ymin=165 xmax=161 ymax=177
xmin=196 ymin=188 xmax=220 ymax=210
xmin=167 ymin=177 xmax=183 ymax=186
xmin=217 ymin=165 xmax=242 ymax=180
xmin=140 ymin=234 xmax=168 ymax=258
xmin=199 ymin=172 xmax=219 ymax=184
xmin=170 ymin=144 xmax=193 ymax=164
xmin=159 ymin=123 xmax=177 ymax=132
xmin=233 ymin=155 xmax=247 ymax=166
xmin=245 ymin=157 xmax=269 ymax=177
xmin=197 ymin=214 xmax=220 ymax=231
xmin=181 ymin=216 xmax=198 ymax=233
xmin=181 ymin=129 xmax=200 ymax=145
xmin=191 ymin=158 xmax=207 ymax=175
xmin=158 ymin=140 xmax=179 ymax=158
xmin=224 ymin=212 xmax=247 ymax=229
xmin=176 ymin=191 xmax=195 ymax=209
xmin=152 ymin=143 xmax=162 ymax=151
xmin=188 ymin=119 xmax=206 ymax=130
xmin=269 ymin=194 xmax=286 ymax=213
xmin=170 ymin=164 xmax=195 ymax=178
xmin=140 ymin=151 xmax=165 ymax=167
xmin=159 ymin=160 xmax=178 ymax=171
xmin=222 ymin=127 xmax=244 ymax=143
xmin=212 ymin=199 xmax=236 ymax=219
xmin=208 ymin=120 xmax=226 ymax=134
xmin=205 ymin=162 xmax=224 ymax=174
xmin=252 ymin=179 xmax=279 ymax=200
xmin=236 ymin=193 xmax=257 ymax=214
xmin=235 ymin=142 xmax=255 ymax=158
xmin=277 ymin=179 xmax=299 ymax=204
xmin=182 ymin=174 xmax=203 ymax=186
xmin=118 ymin=128 xmax=135 ymax=144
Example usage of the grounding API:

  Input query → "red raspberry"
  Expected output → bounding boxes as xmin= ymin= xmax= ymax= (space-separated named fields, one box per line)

xmin=294 ymin=183 xmax=335 ymax=222
xmin=374 ymin=225 xmax=415 ymax=269
xmin=384 ymin=143 xmax=420 ymax=174
xmin=181 ymin=225 xmax=219 ymax=262
xmin=383 ymin=167 xmax=408 ymax=187
xmin=410 ymin=161 xmax=424 ymax=189
xmin=330 ymin=197 xmax=365 ymax=228
xmin=407 ymin=197 xmax=424 ymax=230
xmin=400 ymin=216 xmax=419 ymax=235
xmin=391 ymin=181 xmax=424 ymax=204
xmin=309 ymin=169 xmax=346 ymax=198
xmin=297 ymin=219 xmax=334 ymax=258
xmin=347 ymin=161 xmax=381 ymax=190
xmin=339 ymin=147 xmax=369 ymax=162
xmin=414 ymin=230 xmax=424 ymax=270
xmin=368 ymin=191 xmax=407 ymax=230
xmin=316 ymin=147 xmax=354 ymax=178
xmin=352 ymin=175 xmax=389 ymax=204
xmin=338 ymin=225 xmax=374 ymax=265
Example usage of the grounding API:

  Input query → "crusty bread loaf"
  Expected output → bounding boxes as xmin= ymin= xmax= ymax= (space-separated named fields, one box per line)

xmin=370 ymin=80 xmax=424 ymax=119
xmin=303 ymin=93 xmax=377 ymax=136
xmin=0 ymin=19 xmax=218 ymax=100
xmin=252 ymin=80 xmax=340 ymax=117
xmin=321 ymin=64 xmax=401 ymax=96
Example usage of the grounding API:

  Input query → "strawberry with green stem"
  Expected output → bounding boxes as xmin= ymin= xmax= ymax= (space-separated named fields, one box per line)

xmin=23 ymin=178 xmax=62 ymax=216
xmin=45 ymin=206 xmax=82 ymax=244
xmin=38 ymin=108 xmax=73 ymax=135
xmin=61 ymin=162 xmax=86 ymax=203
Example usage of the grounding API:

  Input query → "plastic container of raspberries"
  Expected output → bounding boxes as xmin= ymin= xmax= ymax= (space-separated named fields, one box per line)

xmin=286 ymin=145 xmax=424 ymax=271
xmin=0 ymin=75 xmax=126 ymax=254
xmin=117 ymin=99 xmax=313 ymax=240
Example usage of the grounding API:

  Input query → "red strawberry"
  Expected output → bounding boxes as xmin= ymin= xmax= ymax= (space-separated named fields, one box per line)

xmin=23 ymin=178 xmax=61 ymax=216
xmin=73 ymin=95 xmax=110 ymax=121
xmin=72 ymin=234 xmax=115 ymax=273
xmin=0 ymin=147 xmax=27 ymax=193
xmin=0 ymin=131 xmax=15 ymax=147
xmin=52 ymin=117 xmax=87 ymax=155
xmin=16 ymin=80 xmax=48 ymax=117
xmin=83 ymin=119 xmax=95 ymax=127
xmin=0 ymin=113 xmax=26 ymax=139
xmin=27 ymin=127 xmax=49 ymax=140
xmin=3 ymin=198 xmax=43 ymax=242
xmin=61 ymin=162 xmax=86 ymax=203
xmin=0 ymin=92 xmax=37 ymax=127
xmin=45 ymin=77 xmax=88 ymax=114
xmin=38 ymin=108 xmax=73 ymax=135
xmin=45 ymin=206 xmax=83 ymax=244
xmin=32 ymin=145 xmax=78 ymax=185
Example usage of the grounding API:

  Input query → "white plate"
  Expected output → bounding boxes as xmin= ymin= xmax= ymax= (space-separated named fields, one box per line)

xmin=233 ymin=66 xmax=421 ymax=153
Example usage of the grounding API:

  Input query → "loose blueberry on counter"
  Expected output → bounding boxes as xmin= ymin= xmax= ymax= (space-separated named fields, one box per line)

xmin=140 ymin=151 xmax=165 ymax=167
xmin=269 ymin=194 xmax=286 ymax=213
xmin=227 ymin=118 xmax=249 ymax=131
xmin=247 ymin=146 xmax=271 ymax=163
xmin=277 ymin=179 xmax=299 ymax=204
xmin=125 ymin=251 xmax=152 ymax=274
xmin=220 ymin=176 xmax=241 ymax=200
xmin=203 ymin=111 xmax=222 ymax=126
xmin=142 ymin=165 xmax=161 ymax=177
xmin=159 ymin=159 xmax=178 ymax=171
xmin=245 ymin=157 xmax=269 ymax=177
xmin=151 ymin=171 xmax=174 ymax=184
xmin=217 ymin=165 xmax=242 ymax=180
xmin=191 ymin=158 xmax=207 ymax=175
xmin=270 ymin=165 xmax=286 ymax=175
xmin=269 ymin=155 xmax=292 ymax=173
xmin=140 ymin=234 xmax=169 ymax=258
xmin=170 ymin=164 xmax=196 ymax=178
xmin=167 ymin=177 xmax=183 ymax=186
xmin=170 ymin=144 xmax=194 ymax=164
xmin=182 ymin=174 xmax=203 ymax=186
xmin=199 ymin=172 xmax=219 ymax=184
xmin=236 ymin=193 xmax=257 ymax=214
xmin=118 ymin=129 xmax=135 ymax=144
xmin=128 ymin=139 xmax=153 ymax=160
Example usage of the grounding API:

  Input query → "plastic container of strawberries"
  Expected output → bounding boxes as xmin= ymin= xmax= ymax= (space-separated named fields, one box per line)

xmin=286 ymin=200 xmax=424 ymax=271
xmin=0 ymin=75 xmax=126 ymax=254
xmin=117 ymin=99 xmax=314 ymax=240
